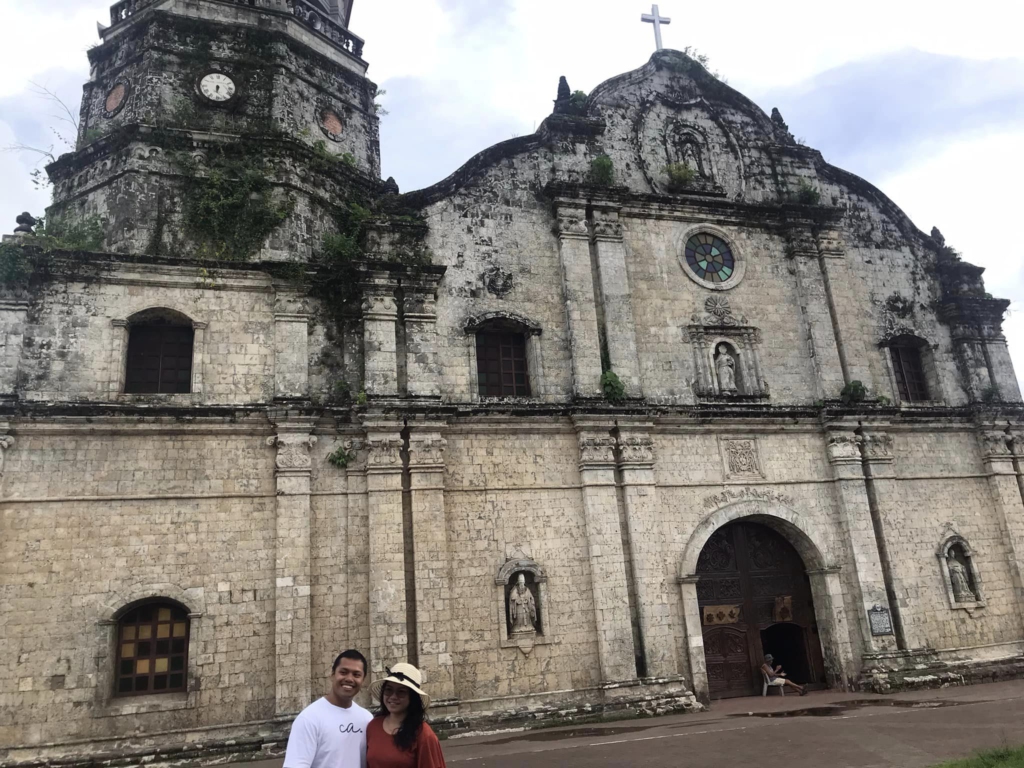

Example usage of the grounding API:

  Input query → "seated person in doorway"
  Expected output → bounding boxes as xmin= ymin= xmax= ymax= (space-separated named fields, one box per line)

xmin=761 ymin=653 xmax=807 ymax=695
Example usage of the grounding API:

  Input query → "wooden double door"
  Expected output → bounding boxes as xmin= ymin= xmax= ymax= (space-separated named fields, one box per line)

xmin=696 ymin=520 xmax=825 ymax=698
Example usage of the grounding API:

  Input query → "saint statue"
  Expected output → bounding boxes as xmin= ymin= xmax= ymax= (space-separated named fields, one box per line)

xmin=715 ymin=344 xmax=737 ymax=393
xmin=681 ymin=142 xmax=704 ymax=178
xmin=508 ymin=573 xmax=538 ymax=634
xmin=947 ymin=555 xmax=976 ymax=602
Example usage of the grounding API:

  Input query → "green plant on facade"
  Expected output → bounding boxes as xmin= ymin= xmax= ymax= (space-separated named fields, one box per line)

xmin=355 ymin=390 xmax=368 ymax=406
xmin=566 ymin=90 xmax=588 ymax=116
xmin=327 ymin=443 xmax=355 ymax=468
xmin=176 ymin=149 xmax=294 ymax=262
xmin=792 ymin=180 xmax=821 ymax=205
xmin=665 ymin=162 xmax=697 ymax=191
xmin=0 ymin=215 xmax=107 ymax=288
xmin=589 ymin=154 xmax=614 ymax=186
xmin=839 ymin=379 xmax=868 ymax=405
xmin=601 ymin=370 xmax=626 ymax=404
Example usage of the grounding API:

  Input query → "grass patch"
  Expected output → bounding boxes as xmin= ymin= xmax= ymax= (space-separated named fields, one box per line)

xmin=932 ymin=745 xmax=1024 ymax=767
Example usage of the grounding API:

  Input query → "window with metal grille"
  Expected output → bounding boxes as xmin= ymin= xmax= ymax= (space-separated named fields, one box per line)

xmin=124 ymin=325 xmax=194 ymax=394
xmin=476 ymin=331 xmax=530 ymax=397
xmin=115 ymin=602 xmax=189 ymax=696
xmin=890 ymin=343 xmax=929 ymax=401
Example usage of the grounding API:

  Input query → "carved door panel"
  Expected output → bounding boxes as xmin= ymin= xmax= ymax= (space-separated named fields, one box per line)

xmin=697 ymin=521 xmax=825 ymax=698
xmin=702 ymin=626 xmax=754 ymax=698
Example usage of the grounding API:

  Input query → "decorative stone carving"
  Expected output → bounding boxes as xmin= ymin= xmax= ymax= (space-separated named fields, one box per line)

xmin=979 ymin=431 xmax=1011 ymax=458
xmin=947 ymin=556 xmax=976 ymax=602
xmin=13 ymin=212 xmax=37 ymax=236
xmin=482 ymin=266 xmax=514 ymax=298
xmin=408 ymin=435 xmax=447 ymax=468
xmin=266 ymin=433 xmax=317 ymax=471
xmin=702 ymin=296 xmax=738 ymax=326
xmin=0 ymin=434 xmax=14 ymax=478
xmin=862 ymin=434 xmax=894 ymax=462
xmin=701 ymin=487 xmax=792 ymax=512
xmin=591 ymin=216 xmax=623 ymax=241
xmin=508 ymin=573 xmax=538 ymax=634
xmin=555 ymin=212 xmax=588 ymax=239
xmin=826 ymin=434 xmax=862 ymax=464
xmin=464 ymin=310 xmax=542 ymax=337
xmin=721 ymin=438 xmax=762 ymax=479
xmin=578 ymin=435 xmax=616 ymax=466
xmin=714 ymin=344 xmax=737 ymax=393
xmin=367 ymin=437 xmax=403 ymax=468
xmin=361 ymin=292 xmax=397 ymax=319
xmin=618 ymin=434 xmax=655 ymax=465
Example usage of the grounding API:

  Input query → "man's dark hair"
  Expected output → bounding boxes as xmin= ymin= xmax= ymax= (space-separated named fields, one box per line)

xmin=332 ymin=649 xmax=367 ymax=674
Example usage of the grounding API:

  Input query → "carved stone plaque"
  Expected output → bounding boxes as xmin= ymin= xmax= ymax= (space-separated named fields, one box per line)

xmin=868 ymin=605 xmax=893 ymax=636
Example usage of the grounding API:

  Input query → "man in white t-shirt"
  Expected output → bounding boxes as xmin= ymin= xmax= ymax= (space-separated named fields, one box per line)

xmin=283 ymin=649 xmax=374 ymax=768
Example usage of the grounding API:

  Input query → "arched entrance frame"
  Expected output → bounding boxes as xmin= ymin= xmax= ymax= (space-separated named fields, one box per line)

xmin=677 ymin=499 xmax=855 ymax=702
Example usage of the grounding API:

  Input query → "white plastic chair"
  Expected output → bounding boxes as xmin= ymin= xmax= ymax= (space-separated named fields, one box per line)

xmin=762 ymin=669 xmax=785 ymax=696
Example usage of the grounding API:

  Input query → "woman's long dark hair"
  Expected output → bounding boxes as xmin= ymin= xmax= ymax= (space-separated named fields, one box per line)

xmin=377 ymin=684 xmax=425 ymax=752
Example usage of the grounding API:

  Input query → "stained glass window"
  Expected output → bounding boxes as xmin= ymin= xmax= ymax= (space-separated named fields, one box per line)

xmin=684 ymin=233 xmax=735 ymax=285
xmin=115 ymin=602 xmax=189 ymax=696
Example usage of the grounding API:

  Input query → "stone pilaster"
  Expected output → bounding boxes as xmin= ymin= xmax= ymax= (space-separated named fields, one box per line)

xmin=785 ymin=225 xmax=844 ymax=400
xmin=574 ymin=417 xmax=637 ymax=684
xmin=267 ymin=417 xmax=318 ymax=715
xmin=615 ymin=422 xmax=675 ymax=677
xmin=815 ymin=224 xmax=873 ymax=386
xmin=593 ymin=206 xmax=642 ymax=397
xmin=806 ymin=566 xmax=856 ymax=688
xmin=364 ymin=421 xmax=407 ymax=676
xmin=0 ymin=298 xmax=28 ymax=395
xmin=825 ymin=431 xmax=898 ymax=655
xmin=343 ymin=438 xmax=371 ymax=669
xmin=986 ymin=431 xmax=1024 ymax=630
xmin=403 ymin=277 xmax=443 ymax=398
xmin=0 ymin=426 xmax=14 ymax=489
xmin=360 ymin=272 xmax=399 ymax=397
xmin=273 ymin=292 xmax=310 ymax=399
xmin=407 ymin=424 xmax=455 ymax=700
xmin=554 ymin=200 xmax=603 ymax=398
xmin=676 ymin=575 xmax=707 ymax=701
xmin=109 ymin=319 xmax=129 ymax=397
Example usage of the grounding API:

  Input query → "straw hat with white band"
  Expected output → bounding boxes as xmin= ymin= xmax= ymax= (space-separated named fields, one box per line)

xmin=369 ymin=663 xmax=431 ymax=709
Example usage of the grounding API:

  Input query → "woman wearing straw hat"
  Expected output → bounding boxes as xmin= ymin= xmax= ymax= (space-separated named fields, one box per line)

xmin=367 ymin=663 xmax=447 ymax=768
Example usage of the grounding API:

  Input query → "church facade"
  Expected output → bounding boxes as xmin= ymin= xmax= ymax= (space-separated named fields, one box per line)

xmin=3 ymin=0 xmax=1024 ymax=764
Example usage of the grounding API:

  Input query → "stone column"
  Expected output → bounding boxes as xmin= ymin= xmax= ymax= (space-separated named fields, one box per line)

xmin=109 ymin=319 xmax=129 ymax=397
xmin=343 ymin=438 xmax=372 ymax=662
xmin=0 ymin=426 xmax=15 ymax=491
xmin=554 ymin=200 xmax=603 ymax=398
xmin=574 ymin=418 xmax=637 ymax=684
xmin=403 ymin=278 xmax=443 ymax=399
xmin=407 ymin=424 xmax=455 ymax=700
xmin=191 ymin=321 xmax=207 ymax=396
xmin=274 ymin=293 xmax=310 ymax=399
xmin=0 ymin=298 xmax=28 ymax=395
xmin=616 ymin=422 xmax=675 ymax=677
xmin=826 ymin=431 xmax=898 ymax=655
xmin=364 ymin=420 xmax=407 ymax=676
xmin=816 ymin=224 xmax=873 ymax=386
xmin=593 ymin=205 xmax=642 ymax=397
xmin=676 ymin=575 xmax=707 ymax=702
xmin=785 ymin=225 xmax=844 ymax=400
xmin=985 ymin=431 xmax=1024 ymax=630
xmin=267 ymin=417 xmax=318 ymax=715
xmin=361 ymin=272 xmax=399 ymax=397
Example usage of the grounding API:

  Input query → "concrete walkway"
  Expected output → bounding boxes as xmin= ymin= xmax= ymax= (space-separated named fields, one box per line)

xmin=250 ymin=680 xmax=1024 ymax=767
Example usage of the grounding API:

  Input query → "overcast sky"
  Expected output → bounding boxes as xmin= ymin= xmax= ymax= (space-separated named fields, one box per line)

xmin=2 ymin=0 xmax=1023 ymax=388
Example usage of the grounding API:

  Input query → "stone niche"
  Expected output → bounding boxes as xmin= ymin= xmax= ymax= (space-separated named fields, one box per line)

xmin=684 ymin=297 xmax=768 ymax=400
xmin=494 ymin=552 xmax=552 ymax=655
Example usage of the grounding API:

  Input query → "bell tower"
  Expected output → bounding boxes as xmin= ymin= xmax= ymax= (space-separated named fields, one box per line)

xmin=46 ymin=0 xmax=381 ymax=261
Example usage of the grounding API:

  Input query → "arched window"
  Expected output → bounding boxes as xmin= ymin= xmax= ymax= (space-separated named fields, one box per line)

xmin=124 ymin=309 xmax=194 ymax=394
xmin=465 ymin=312 xmax=542 ymax=399
xmin=115 ymin=601 xmax=190 ymax=695
xmin=887 ymin=335 xmax=930 ymax=402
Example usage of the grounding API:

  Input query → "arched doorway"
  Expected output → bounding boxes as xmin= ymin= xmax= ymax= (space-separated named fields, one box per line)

xmin=696 ymin=520 xmax=825 ymax=698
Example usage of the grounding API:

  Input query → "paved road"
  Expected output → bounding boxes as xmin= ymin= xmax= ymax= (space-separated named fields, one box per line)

xmin=250 ymin=680 xmax=1024 ymax=767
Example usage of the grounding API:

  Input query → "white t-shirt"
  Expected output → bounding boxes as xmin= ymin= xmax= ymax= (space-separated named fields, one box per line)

xmin=283 ymin=697 xmax=374 ymax=768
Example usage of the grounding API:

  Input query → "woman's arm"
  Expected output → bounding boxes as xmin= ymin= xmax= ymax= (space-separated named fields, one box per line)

xmin=415 ymin=725 xmax=447 ymax=768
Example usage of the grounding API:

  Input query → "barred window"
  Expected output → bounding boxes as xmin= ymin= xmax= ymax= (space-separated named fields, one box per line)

xmin=889 ymin=340 xmax=929 ymax=402
xmin=115 ymin=602 xmax=189 ymax=696
xmin=476 ymin=331 xmax=530 ymax=397
xmin=124 ymin=309 xmax=194 ymax=394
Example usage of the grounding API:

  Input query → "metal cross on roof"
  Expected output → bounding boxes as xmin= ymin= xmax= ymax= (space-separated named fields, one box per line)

xmin=641 ymin=4 xmax=671 ymax=51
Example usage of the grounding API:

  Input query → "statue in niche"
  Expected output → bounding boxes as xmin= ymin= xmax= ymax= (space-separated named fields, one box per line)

xmin=680 ymin=141 xmax=705 ymax=178
xmin=508 ymin=573 xmax=538 ymax=634
xmin=947 ymin=553 xmax=976 ymax=602
xmin=715 ymin=344 xmax=738 ymax=394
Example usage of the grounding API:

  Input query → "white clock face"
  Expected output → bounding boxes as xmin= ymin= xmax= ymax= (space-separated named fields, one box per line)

xmin=199 ymin=73 xmax=236 ymax=102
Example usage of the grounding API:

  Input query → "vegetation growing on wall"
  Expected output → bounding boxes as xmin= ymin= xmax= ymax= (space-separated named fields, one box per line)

xmin=601 ymin=370 xmax=626 ymax=404
xmin=665 ymin=162 xmax=697 ymax=191
xmin=589 ymin=154 xmax=615 ymax=186
xmin=0 ymin=216 xmax=106 ymax=288
xmin=176 ymin=147 xmax=294 ymax=262
xmin=792 ymin=180 xmax=821 ymax=206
